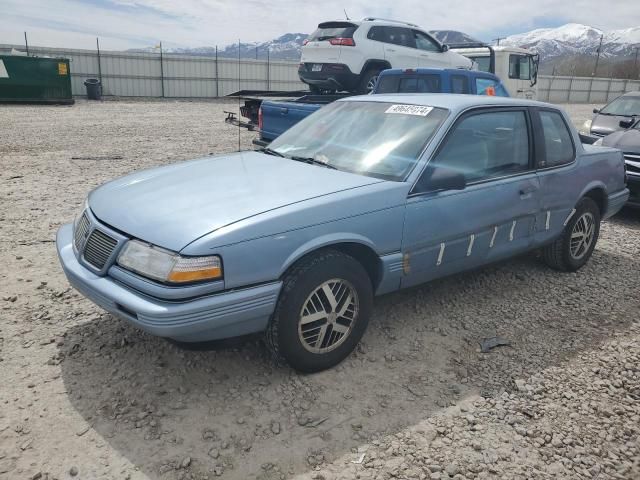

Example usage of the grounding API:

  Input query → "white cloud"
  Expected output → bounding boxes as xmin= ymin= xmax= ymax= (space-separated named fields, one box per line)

xmin=1 ymin=0 xmax=639 ymax=50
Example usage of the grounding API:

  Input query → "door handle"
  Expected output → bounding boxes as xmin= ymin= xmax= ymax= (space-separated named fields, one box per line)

xmin=519 ymin=185 xmax=537 ymax=195
xmin=386 ymin=48 xmax=396 ymax=52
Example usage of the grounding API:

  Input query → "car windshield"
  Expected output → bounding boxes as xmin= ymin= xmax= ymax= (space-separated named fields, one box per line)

xmin=268 ymin=101 xmax=449 ymax=181
xmin=600 ymin=96 xmax=640 ymax=117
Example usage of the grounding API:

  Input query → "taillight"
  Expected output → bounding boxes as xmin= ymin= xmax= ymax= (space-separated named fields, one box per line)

xmin=329 ymin=38 xmax=355 ymax=46
xmin=258 ymin=107 xmax=263 ymax=131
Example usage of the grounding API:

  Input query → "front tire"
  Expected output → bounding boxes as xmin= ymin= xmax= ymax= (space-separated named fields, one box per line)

xmin=542 ymin=197 xmax=601 ymax=271
xmin=266 ymin=250 xmax=373 ymax=373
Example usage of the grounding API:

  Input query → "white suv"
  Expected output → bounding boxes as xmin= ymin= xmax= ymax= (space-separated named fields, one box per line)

xmin=299 ymin=18 xmax=475 ymax=94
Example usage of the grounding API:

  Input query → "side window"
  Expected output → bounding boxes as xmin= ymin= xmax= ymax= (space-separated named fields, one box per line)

xmin=509 ymin=55 xmax=531 ymax=80
xmin=426 ymin=110 xmax=530 ymax=185
xmin=451 ymin=75 xmax=469 ymax=94
xmin=413 ymin=30 xmax=440 ymax=52
xmin=385 ymin=27 xmax=416 ymax=48
xmin=495 ymin=83 xmax=510 ymax=97
xmin=367 ymin=26 xmax=386 ymax=42
xmin=476 ymin=77 xmax=499 ymax=96
xmin=539 ymin=110 xmax=575 ymax=168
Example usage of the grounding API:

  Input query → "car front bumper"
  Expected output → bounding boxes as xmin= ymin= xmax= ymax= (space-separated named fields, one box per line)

xmin=56 ymin=223 xmax=281 ymax=342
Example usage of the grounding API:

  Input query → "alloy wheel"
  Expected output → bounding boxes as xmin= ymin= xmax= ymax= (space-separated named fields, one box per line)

xmin=570 ymin=212 xmax=595 ymax=260
xmin=298 ymin=279 xmax=359 ymax=354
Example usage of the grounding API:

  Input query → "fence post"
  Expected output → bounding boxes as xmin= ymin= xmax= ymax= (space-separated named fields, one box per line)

xmin=215 ymin=46 xmax=219 ymax=98
xmin=96 ymin=38 xmax=103 ymax=88
xmin=567 ymin=73 xmax=574 ymax=103
xmin=159 ymin=41 xmax=165 ymax=98
xmin=267 ymin=49 xmax=270 ymax=91
xmin=606 ymin=75 xmax=613 ymax=102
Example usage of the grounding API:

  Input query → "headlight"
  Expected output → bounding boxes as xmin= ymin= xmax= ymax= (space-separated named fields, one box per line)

xmin=580 ymin=119 xmax=592 ymax=134
xmin=117 ymin=240 xmax=222 ymax=284
xmin=593 ymin=137 xmax=604 ymax=146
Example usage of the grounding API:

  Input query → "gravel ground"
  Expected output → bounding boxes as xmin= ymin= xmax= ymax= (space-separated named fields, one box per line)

xmin=0 ymin=99 xmax=638 ymax=480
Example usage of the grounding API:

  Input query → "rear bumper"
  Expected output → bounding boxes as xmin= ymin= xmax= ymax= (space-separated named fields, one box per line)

xmin=56 ymin=223 xmax=281 ymax=342
xmin=605 ymin=188 xmax=630 ymax=218
xmin=298 ymin=63 xmax=360 ymax=91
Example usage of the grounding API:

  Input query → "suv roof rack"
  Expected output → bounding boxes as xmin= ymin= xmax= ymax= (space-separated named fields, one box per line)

xmin=361 ymin=17 xmax=419 ymax=28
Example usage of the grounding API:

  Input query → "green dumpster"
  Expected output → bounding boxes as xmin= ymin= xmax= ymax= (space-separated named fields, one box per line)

xmin=0 ymin=55 xmax=74 ymax=104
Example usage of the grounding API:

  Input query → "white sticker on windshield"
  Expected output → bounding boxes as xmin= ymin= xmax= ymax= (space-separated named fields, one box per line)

xmin=385 ymin=104 xmax=433 ymax=116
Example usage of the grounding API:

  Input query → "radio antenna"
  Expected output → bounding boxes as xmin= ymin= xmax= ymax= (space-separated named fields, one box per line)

xmin=344 ymin=9 xmax=350 ymax=20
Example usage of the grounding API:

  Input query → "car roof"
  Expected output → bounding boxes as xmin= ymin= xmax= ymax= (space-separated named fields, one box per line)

xmin=338 ymin=93 xmax=555 ymax=112
xmin=379 ymin=68 xmax=501 ymax=80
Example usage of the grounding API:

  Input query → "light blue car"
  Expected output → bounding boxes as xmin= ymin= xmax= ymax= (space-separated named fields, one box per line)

xmin=57 ymin=94 xmax=628 ymax=372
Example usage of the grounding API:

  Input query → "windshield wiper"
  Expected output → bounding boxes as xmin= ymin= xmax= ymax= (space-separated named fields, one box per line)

xmin=260 ymin=147 xmax=285 ymax=157
xmin=290 ymin=155 xmax=337 ymax=170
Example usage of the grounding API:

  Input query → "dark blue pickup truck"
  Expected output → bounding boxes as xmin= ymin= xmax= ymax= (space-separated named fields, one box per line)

xmin=254 ymin=68 xmax=509 ymax=147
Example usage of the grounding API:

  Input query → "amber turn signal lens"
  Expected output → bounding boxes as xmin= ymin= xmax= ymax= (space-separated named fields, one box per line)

xmin=167 ymin=266 xmax=222 ymax=283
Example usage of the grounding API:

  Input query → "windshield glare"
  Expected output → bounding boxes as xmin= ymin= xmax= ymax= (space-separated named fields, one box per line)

xmin=600 ymin=96 xmax=640 ymax=117
xmin=269 ymin=101 xmax=448 ymax=181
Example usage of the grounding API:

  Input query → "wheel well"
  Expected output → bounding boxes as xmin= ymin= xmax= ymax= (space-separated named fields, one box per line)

xmin=362 ymin=60 xmax=391 ymax=74
xmin=583 ymin=188 xmax=606 ymax=215
xmin=287 ymin=243 xmax=382 ymax=289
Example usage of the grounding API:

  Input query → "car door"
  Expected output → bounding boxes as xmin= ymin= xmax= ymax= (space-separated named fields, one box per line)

xmin=382 ymin=26 xmax=419 ymax=69
xmin=401 ymin=107 xmax=540 ymax=288
xmin=530 ymin=108 xmax=580 ymax=245
xmin=413 ymin=30 xmax=448 ymax=68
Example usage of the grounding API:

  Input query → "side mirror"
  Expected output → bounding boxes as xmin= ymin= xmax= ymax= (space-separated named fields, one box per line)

xmin=592 ymin=108 xmax=600 ymax=114
xmin=441 ymin=44 xmax=449 ymax=52
xmin=428 ymin=166 xmax=466 ymax=191
xmin=620 ymin=118 xmax=635 ymax=129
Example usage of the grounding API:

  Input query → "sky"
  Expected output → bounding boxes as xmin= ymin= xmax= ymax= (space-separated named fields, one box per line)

xmin=2 ymin=0 xmax=640 ymax=51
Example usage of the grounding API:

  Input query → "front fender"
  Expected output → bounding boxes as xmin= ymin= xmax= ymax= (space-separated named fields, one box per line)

xmin=279 ymin=233 xmax=379 ymax=277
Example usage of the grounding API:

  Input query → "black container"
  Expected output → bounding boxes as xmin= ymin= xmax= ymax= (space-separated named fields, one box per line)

xmin=84 ymin=78 xmax=102 ymax=100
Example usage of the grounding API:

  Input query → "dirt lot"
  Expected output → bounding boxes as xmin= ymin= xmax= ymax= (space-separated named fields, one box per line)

xmin=1 ymin=99 xmax=639 ymax=480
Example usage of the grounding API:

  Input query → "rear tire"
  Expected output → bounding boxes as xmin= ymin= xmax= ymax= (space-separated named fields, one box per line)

xmin=356 ymin=68 xmax=382 ymax=94
xmin=265 ymin=249 xmax=373 ymax=373
xmin=542 ymin=197 xmax=600 ymax=272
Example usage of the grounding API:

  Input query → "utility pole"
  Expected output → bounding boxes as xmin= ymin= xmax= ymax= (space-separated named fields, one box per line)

xmin=24 ymin=32 xmax=29 ymax=56
xmin=634 ymin=47 xmax=639 ymax=79
xmin=492 ymin=36 xmax=506 ymax=46
xmin=592 ymin=33 xmax=603 ymax=77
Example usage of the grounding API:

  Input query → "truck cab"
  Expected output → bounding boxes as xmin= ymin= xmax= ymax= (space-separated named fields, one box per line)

xmin=451 ymin=44 xmax=539 ymax=99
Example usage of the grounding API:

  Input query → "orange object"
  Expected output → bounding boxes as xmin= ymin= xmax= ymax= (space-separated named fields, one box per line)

xmin=486 ymin=85 xmax=496 ymax=96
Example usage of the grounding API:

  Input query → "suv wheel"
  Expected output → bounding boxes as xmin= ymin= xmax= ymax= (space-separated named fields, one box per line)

xmin=357 ymin=68 xmax=382 ymax=94
xmin=266 ymin=249 xmax=373 ymax=373
xmin=542 ymin=197 xmax=601 ymax=272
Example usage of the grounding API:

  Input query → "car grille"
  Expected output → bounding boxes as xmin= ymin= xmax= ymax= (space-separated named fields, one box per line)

xmin=73 ymin=213 xmax=90 ymax=251
xmin=83 ymin=229 xmax=118 ymax=269
xmin=624 ymin=153 xmax=640 ymax=176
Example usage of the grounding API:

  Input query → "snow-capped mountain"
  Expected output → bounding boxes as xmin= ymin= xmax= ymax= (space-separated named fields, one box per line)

xmin=130 ymin=23 xmax=639 ymax=65
xmin=501 ymin=23 xmax=640 ymax=60
xmin=130 ymin=33 xmax=307 ymax=61
xmin=429 ymin=30 xmax=482 ymax=45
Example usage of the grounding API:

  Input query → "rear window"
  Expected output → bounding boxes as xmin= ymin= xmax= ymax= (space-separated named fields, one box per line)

xmin=466 ymin=56 xmax=491 ymax=72
xmin=376 ymin=74 xmax=442 ymax=94
xmin=308 ymin=22 xmax=357 ymax=41
xmin=476 ymin=77 xmax=509 ymax=97
xmin=451 ymin=75 xmax=469 ymax=94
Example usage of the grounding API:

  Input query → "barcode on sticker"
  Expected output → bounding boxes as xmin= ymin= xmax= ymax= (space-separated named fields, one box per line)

xmin=385 ymin=105 xmax=433 ymax=116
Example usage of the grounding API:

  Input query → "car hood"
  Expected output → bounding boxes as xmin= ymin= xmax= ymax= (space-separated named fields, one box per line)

xmin=591 ymin=114 xmax=628 ymax=136
xmin=602 ymin=127 xmax=640 ymax=154
xmin=89 ymin=151 xmax=384 ymax=251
